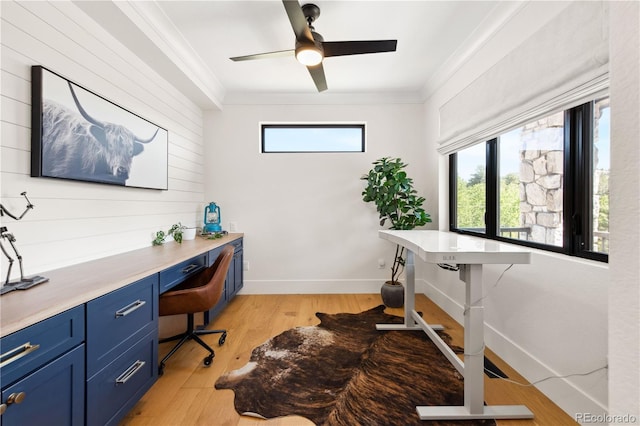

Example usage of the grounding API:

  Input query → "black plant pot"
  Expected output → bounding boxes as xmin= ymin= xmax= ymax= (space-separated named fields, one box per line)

xmin=381 ymin=281 xmax=404 ymax=308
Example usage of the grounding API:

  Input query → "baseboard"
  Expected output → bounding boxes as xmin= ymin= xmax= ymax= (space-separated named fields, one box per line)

xmin=421 ymin=278 xmax=608 ymax=425
xmin=240 ymin=279 xmax=383 ymax=294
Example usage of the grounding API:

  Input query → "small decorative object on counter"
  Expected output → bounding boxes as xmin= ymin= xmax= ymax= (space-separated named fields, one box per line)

xmin=203 ymin=202 xmax=222 ymax=234
xmin=152 ymin=223 xmax=186 ymax=246
xmin=1 ymin=191 xmax=49 ymax=295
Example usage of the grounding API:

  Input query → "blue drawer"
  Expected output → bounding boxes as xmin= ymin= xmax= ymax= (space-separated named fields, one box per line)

xmin=86 ymin=330 xmax=157 ymax=426
xmin=1 ymin=344 xmax=85 ymax=425
xmin=0 ymin=306 xmax=84 ymax=386
xmin=159 ymin=254 xmax=207 ymax=293
xmin=86 ymin=274 xmax=158 ymax=377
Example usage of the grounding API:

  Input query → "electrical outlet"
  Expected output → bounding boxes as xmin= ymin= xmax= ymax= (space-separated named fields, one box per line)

xmin=243 ymin=261 xmax=250 ymax=271
xmin=378 ymin=258 xmax=385 ymax=269
xmin=229 ymin=222 xmax=237 ymax=232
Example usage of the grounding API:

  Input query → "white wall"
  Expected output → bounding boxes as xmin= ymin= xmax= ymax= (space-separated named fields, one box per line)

xmin=204 ymin=102 xmax=437 ymax=293
xmin=0 ymin=1 xmax=205 ymax=278
xmin=423 ymin=1 xmax=609 ymax=421
xmin=608 ymin=1 xmax=640 ymax=422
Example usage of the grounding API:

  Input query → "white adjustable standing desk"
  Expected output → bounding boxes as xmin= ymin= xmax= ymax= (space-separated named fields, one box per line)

xmin=377 ymin=230 xmax=534 ymax=421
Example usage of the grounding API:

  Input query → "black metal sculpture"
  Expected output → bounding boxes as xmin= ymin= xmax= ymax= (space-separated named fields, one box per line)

xmin=1 ymin=192 xmax=48 ymax=295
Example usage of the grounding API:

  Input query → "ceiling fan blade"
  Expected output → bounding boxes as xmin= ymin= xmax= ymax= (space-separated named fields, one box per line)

xmin=230 ymin=49 xmax=294 ymax=62
xmin=282 ymin=0 xmax=314 ymax=43
xmin=307 ymin=63 xmax=327 ymax=92
xmin=322 ymin=40 xmax=397 ymax=57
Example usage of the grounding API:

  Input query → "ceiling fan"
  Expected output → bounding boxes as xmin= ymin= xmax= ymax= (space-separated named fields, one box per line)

xmin=230 ymin=0 xmax=397 ymax=92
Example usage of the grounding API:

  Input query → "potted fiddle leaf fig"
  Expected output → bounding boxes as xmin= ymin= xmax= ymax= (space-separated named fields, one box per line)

xmin=361 ymin=157 xmax=431 ymax=307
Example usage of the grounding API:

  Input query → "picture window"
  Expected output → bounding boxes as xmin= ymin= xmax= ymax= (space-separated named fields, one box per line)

xmin=450 ymin=98 xmax=609 ymax=262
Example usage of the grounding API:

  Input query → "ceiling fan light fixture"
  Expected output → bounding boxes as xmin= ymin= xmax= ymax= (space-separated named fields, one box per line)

xmin=295 ymin=44 xmax=323 ymax=66
xmin=231 ymin=1 xmax=397 ymax=92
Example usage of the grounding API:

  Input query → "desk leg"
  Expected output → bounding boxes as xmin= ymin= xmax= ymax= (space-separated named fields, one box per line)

xmin=404 ymin=249 xmax=416 ymax=325
xmin=377 ymin=250 xmax=443 ymax=331
xmin=416 ymin=264 xmax=533 ymax=421
xmin=463 ymin=264 xmax=485 ymax=414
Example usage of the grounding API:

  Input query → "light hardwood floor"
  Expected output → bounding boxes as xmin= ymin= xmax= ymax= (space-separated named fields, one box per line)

xmin=120 ymin=294 xmax=578 ymax=426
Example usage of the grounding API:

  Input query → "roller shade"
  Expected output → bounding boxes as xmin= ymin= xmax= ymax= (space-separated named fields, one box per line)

xmin=438 ymin=1 xmax=609 ymax=155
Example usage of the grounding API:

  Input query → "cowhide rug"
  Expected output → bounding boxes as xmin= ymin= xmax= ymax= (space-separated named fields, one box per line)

xmin=215 ymin=305 xmax=496 ymax=426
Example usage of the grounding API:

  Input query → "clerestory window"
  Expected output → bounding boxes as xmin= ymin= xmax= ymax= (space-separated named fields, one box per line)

xmin=261 ymin=123 xmax=366 ymax=153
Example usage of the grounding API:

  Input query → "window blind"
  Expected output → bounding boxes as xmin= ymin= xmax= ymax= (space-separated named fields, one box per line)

xmin=438 ymin=1 xmax=609 ymax=155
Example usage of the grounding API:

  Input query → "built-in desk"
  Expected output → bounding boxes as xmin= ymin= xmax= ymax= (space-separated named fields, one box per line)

xmin=0 ymin=233 xmax=243 ymax=425
xmin=0 ymin=233 xmax=243 ymax=337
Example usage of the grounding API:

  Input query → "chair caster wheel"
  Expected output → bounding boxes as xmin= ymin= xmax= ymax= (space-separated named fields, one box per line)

xmin=219 ymin=332 xmax=227 ymax=346
xmin=204 ymin=355 xmax=214 ymax=366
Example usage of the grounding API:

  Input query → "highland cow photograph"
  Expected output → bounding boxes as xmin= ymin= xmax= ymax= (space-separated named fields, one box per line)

xmin=31 ymin=66 xmax=168 ymax=190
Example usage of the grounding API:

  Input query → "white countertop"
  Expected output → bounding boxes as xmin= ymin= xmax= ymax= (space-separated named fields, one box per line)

xmin=379 ymin=230 xmax=531 ymax=265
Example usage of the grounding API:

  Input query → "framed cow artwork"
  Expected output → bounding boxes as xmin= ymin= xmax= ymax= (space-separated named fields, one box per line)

xmin=31 ymin=66 xmax=169 ymax=190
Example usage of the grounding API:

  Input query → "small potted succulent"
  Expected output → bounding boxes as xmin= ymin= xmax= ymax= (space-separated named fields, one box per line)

xmin=361 ymin=157 xmax=431 ymax=307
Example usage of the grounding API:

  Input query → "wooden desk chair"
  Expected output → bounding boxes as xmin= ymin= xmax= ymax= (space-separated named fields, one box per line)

xmin=158 ymin=245 xmax=234 ymax=375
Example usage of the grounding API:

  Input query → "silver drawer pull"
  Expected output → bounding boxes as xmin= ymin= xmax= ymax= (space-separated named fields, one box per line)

xmin=115 ymin=300 xmax=146 ymax=318
xmin=0 ymin=342 xmax=40 ymax=368
xmin=181 ymin=264 xmax=199 ymax=274
xmin=115 ymin=360 xmax=146 ymax=385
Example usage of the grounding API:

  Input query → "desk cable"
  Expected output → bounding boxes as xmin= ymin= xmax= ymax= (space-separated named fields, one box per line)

xmin=437 ymin=263 xmax=460 ymax=271
xmin=462 ymin=263 xmax=514 ymax=316
xmin=485 ymin=365 xmax=609 ymax=387
xmin=455 ymin=343 xmax=609 ymax=385
xmin=439 ymin=263 xmax=609 ymax=387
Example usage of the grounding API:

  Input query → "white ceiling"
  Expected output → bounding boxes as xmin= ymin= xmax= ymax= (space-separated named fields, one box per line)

xmin=74 ymin=1 xmax=525 ymax=108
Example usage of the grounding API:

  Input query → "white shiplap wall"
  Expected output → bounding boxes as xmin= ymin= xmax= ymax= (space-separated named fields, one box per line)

xmin=0 ymin=1 xmax=205 ymax=279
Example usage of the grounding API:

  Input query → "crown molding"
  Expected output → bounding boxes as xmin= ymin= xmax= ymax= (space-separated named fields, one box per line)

xmin=420 ymin=1 xmax=527 ymax=101
xmin=222 ymin=91 xmax=426 ymax=106
xmin=114 ymin=1 xmax=225 ymax=109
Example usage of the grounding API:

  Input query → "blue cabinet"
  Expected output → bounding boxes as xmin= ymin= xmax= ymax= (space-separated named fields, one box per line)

xmin=1 ymin=345 xmax=85 ymax=426
xmin=0 ymin=235 xmax=243 ymax=425
xmin=86 ymin=275 xmax=157 ymax=377
xmin=86 ymin=275 xmax=158 ymax=426
xmin=86 ymin=330 xmax=157 ymax=426
xmin=0 ymin=306 xmax=85 ymax=425
xmin=229 ymin=243 xmax=244 ymax=298
xmin=204 ymin=238 xmax=243 ymax=324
